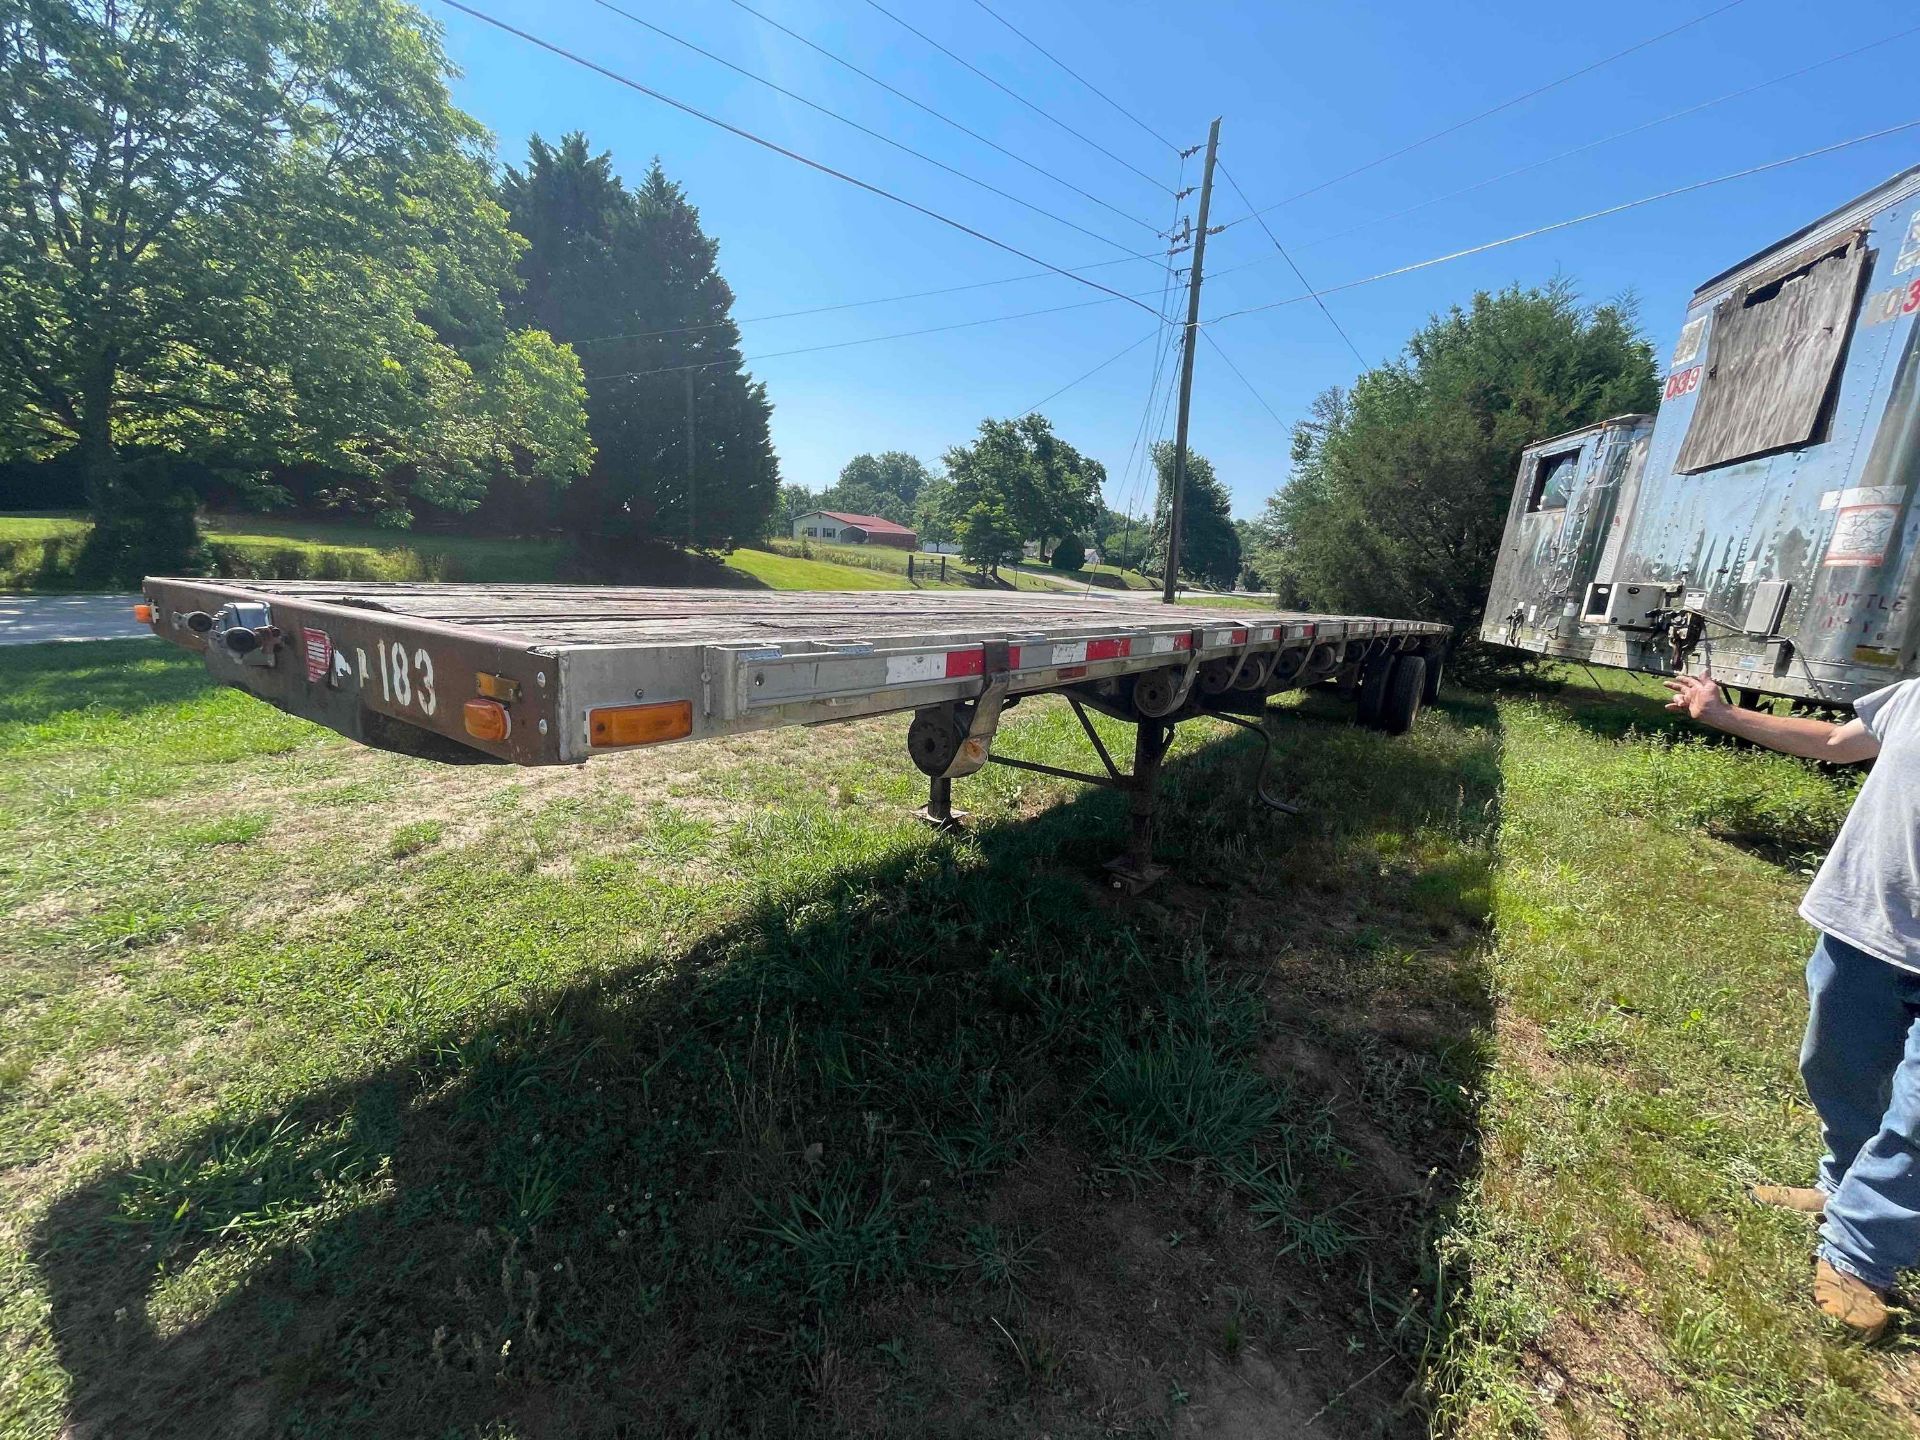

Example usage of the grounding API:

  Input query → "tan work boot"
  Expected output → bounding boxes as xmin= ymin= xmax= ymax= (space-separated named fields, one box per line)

xmin=1751 ymin=1185 xmax=1826 ymax=1215
xmin=1814 ymin=1259 xmax=1892 ymax=1342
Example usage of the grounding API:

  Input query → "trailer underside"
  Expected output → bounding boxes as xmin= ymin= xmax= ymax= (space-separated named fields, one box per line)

xmin=140 ymin=578 xmax=1450 ymax=888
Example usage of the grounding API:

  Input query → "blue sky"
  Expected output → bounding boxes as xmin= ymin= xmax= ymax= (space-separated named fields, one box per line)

xmin=433 ymin=0 xmax=1919 ymax=519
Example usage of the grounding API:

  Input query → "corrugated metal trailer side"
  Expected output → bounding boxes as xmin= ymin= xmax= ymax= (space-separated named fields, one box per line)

xmin=1482 ymin=163 xmax=1920 ymax=706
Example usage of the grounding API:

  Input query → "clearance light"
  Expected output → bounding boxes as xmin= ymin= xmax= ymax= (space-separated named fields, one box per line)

xmin=132 ymin=603 xmax=155 ymax=624
xmin=589 ymin=700 xmax=692 ymax=748
xmin=475 ymin=672 xmax=522 ymax=703
xmin=463 ymin=698 xmax=512 ymax=742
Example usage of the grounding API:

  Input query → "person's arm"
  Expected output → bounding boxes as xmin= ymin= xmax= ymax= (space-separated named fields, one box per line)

xmin=1663 ymin=672 xmax=1879 ymax=762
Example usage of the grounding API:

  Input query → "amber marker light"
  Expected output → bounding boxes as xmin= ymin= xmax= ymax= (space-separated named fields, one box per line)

xmin=132 ymin=603 xmax=155 ymax=624
xmin=475 ymin=672 xmax=522 ymax=703
xmin=463 ymin=698 xmax=511 ymax=742
xmin=588 ymin=700 xmax=692 ymax=748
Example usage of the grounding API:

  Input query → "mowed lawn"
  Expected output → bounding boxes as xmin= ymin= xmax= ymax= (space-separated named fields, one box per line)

xmin=1 ymin=644 xmax=1916 ymax=1438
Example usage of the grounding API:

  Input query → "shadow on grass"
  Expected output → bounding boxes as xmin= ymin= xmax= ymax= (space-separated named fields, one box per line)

xmin=30 ymin=699 xmax=1504 ymax=1439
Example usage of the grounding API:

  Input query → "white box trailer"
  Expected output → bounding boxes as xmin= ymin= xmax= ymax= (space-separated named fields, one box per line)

xmin=138 ymin=578 xmax=1449 ymax=887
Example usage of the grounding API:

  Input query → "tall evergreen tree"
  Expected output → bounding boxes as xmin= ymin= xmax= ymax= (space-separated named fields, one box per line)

xmin=1147 ymin=443 xmax=1240 ymax=590
xmin=502 ymin=136 xmax=777 ymax=552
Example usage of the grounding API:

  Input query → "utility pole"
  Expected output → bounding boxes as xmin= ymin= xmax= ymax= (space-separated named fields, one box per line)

xmin=1162 ymin=117 xmax=1220 ymax=606
xmin=684 ymin=368 xmax=697 ymax=571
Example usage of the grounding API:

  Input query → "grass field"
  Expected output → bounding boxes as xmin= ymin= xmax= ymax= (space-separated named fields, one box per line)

xmin=1 ymin=648 xmax=1913 ymax=1438
xmin=0 ymin=512 xmax=574 ymax=589
xmin=0 ymin=514 xmax=947 ymax=595
xmin=760 ymin=538 xmax=1080 ymax=593
xmin=718 ymin=546 xmax=914 ymax=591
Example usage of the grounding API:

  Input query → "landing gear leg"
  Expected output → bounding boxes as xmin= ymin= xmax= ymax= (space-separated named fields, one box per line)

xmin=917 ymin=774 xmax=967 ymax=830
xmin=1104 ymin=720 xmax=1172 ymax=894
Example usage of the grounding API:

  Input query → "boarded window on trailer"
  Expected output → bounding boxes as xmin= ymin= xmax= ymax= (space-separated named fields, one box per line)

xmin=1527 ymin=450 xmax=1580 ymax=512
xmin=1674 ymin=234 xmax=1868 ymax=474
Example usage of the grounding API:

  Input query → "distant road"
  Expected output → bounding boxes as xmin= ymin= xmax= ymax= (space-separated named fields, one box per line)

xmin=0 ymin=593 xmax=152 ymax=646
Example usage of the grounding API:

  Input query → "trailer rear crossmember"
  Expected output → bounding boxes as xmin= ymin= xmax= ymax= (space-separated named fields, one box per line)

xmin=140 ymin=579 xmax=1449 ymax=888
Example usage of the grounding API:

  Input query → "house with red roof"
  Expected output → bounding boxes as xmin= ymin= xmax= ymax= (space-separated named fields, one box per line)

xmin=791 ymin=509 xmax=918 ymax=550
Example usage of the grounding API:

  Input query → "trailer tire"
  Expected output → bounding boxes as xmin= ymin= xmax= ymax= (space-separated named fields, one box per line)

xmin=1379 ymin=655 xmax=1427 ymax=736
xmin=1420 ymin=651 xmax=1444 ymax=705
xmin=1355 ymin=650 xmax=1395 ymax=728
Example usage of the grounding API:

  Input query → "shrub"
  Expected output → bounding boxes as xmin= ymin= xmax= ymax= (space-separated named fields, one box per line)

xmin=1049 ymin=534 xmax=1086 ymax=571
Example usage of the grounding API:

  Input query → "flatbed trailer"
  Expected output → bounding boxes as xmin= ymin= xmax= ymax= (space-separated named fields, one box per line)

xmin=137 ymin=578 xmax=1449 ymax=886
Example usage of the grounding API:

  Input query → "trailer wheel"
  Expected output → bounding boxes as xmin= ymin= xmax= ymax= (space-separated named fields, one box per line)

xmin=908 ymin=705 xmax=963 ymax=776
xmin=1420 ymin=650 xmax=1444 ymax=705
xmin=1128 ymin=667 xmax=1183 ymax=719
xmin=1355 ymin=650 xmax=1395 ymax=727
xmin=1379 ymin=655 xmax=1427 ymax=736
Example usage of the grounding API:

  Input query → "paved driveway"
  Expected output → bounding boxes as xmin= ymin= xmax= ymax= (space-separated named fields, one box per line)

xmin=0 ymin=593 xmax=152 ymax=646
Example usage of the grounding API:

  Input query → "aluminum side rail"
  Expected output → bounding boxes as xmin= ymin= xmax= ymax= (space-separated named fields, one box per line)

xmin=139 ymin=577 xmax=1449 ymax=767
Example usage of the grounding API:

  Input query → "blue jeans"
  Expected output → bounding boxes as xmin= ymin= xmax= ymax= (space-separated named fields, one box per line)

xmin=1802 ymin=932 xmax=1920 ymax=1291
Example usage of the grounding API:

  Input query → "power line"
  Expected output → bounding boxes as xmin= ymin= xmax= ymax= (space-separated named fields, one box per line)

xmin=433 ymin=0 xmax=1163 ymax=319
xmin=581 ymin=293 xmax=1144 ymax=384
xmin=566 ymin=253 xmax=1166 ymax=350
xmin=720 ymin=0 xmax=1162 ymax=237
xmin=1261 ymin=21 xmax=1920 ymax=263
xmin=1199 ymin=328 xmax=1289 ymax=436
xmin=1215 ymin=0 xmax=1752 ymax=230
xmin=966 ymin=0 xmax=1180 ymax=156
xmin=1018 ymin=327 xmax=1161 ymax=415
xmin=860 ymin=0 xmax=1174 ymax=196
xmin=1116 ymin=162 xmax=1192 ymax=531
xmin=1215 ymin=157 xmax=1365 ymax=366
xmin=586 ymin=0 xmax=1149 ymax=256
xmin=1205 ymin=119 xmax=1920 ymax=326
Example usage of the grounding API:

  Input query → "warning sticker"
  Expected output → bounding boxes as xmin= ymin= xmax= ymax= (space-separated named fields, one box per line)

xmin=302 ymin=626 xmax=333 ymax=683
xmin=1670 ymin=316 xmax=1707 ymax=369
xmin=1897 ymin=211 xmax=1920 ymax=276
xmin=1824 ymin=504 xmax=1901 ymax=568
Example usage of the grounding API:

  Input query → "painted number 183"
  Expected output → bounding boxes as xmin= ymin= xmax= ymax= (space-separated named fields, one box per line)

xmin=370 ymin=640 xmax=436 ymax=717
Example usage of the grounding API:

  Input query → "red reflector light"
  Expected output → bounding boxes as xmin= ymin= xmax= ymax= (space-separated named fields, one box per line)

xmin=944 ymin=649 xmax=984 ymax=678
xmin=1086 ymin=637 xmax=1131 ymax=660
xmin=1174 ymin=634 xmax=1193 ymax=651
xmin=589 ymin=700 xmax=692 ymax=748
xmin=1230 ymin=628 xmax=1249 ymax=645
xmin=132 ymin=603 xmax=155 ymax=624
xmin=1057 ymin=665 xmax=1087 ymax=680
xmin=463 ymin=698 xmax=511 ymax=742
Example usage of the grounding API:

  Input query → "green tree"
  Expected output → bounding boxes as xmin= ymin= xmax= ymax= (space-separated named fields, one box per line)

xmin=941 ymin=414 xmax=1103 ymax=561
xmin=503 ymin=136 xmax=777 ymax=553
xmin=912 ymin=475 xmax=955 ymax=546
xmin=1049 ymin=534 xmax=1086 ymax=572
xmin=957 ymin=499 xmax=1023 ymax=578
xmin=818 ymin=451 xmax=932 ymax=523
xmin=1147 ymin=442 xmax=1240 ymax=591
xmin=1259 ymin=281 xmax=1657 ymax=671
xmin=770 ymin=482 xmax=819 ymax=538
xmin=0 ymin=0 xmax=590 ymax=581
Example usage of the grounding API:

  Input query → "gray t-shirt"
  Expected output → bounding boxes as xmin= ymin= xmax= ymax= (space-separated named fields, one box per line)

xmin=1800 ymin=678 xmax=1920 ymax=972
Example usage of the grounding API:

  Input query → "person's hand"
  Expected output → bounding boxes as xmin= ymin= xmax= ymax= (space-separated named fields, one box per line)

xmin=1663 ymin=671 xmax=1727 ymax=724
